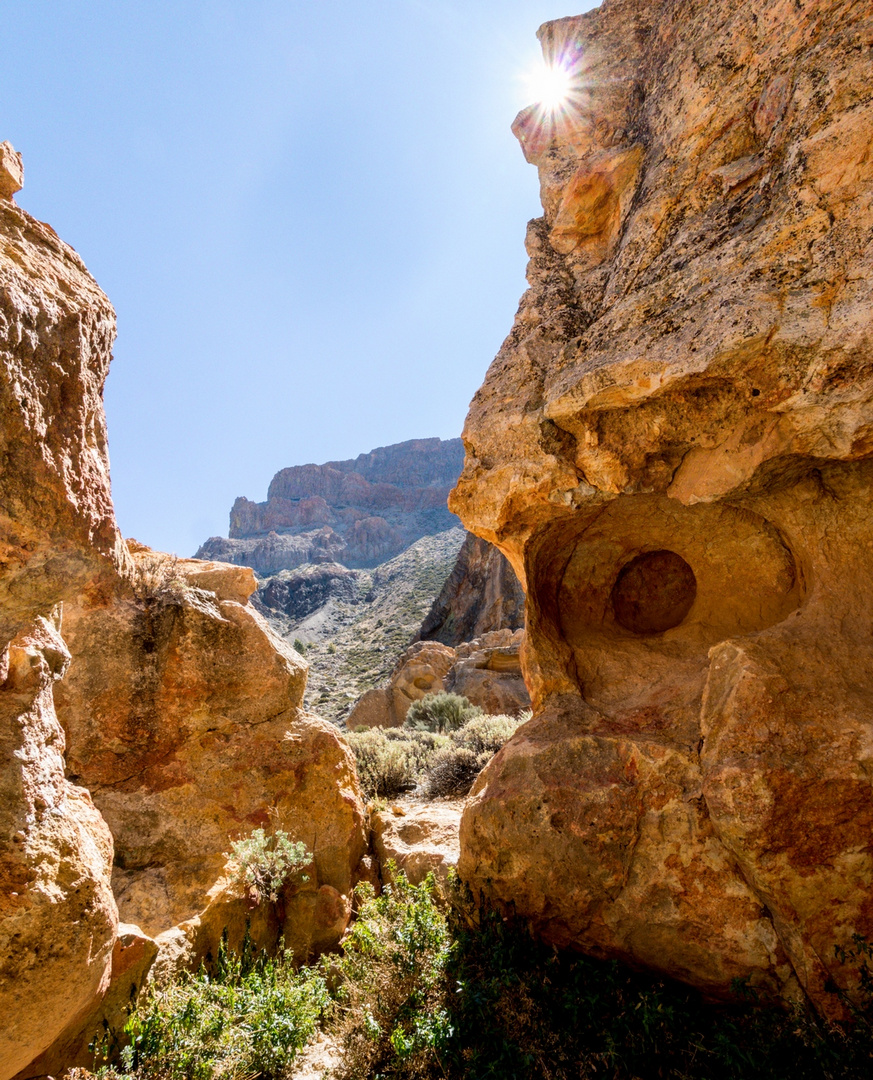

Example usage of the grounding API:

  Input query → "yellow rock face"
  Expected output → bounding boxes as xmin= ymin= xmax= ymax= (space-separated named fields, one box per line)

xmin=0 ymin=155 xmax=367 ymax=1077
xmin=453 ymin=0 xmax=873 ymax=1011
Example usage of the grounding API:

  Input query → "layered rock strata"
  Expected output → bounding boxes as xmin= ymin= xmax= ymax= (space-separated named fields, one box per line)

xmin=198 ymin=438 xmax=464 ymax=572
xmin=451 ymin=0 xmax=873 ymax=1012
xmin=0 ymin=149 xmax=367 ymax=1078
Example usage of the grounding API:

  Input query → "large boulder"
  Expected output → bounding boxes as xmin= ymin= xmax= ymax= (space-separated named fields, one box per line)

xmin=0 ymin=154 xmax=122 ymax=1079
xmin=56 ymin=544 xmax=368 ymax=940
xmin=0 ymin=618 xmax=117 ymax=1080
xmin=452 ymin=0 xmax=873 ymax=1011
xmin=0 ymin=148 xmax=368 ymax=1076
xmin=347 ymin=631 xmax=530 ymax=729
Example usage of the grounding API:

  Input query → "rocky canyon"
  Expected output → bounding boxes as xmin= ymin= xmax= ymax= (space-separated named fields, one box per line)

xmin=0 ymin=146 xmax=366 ymax=1080
xmin=451 ymin=0 xmax=873 ymax=1014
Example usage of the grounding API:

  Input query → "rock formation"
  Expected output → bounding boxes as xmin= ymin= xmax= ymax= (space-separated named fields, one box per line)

xmin=347 ymin=629 xmax=530 ymax=729
xmin=0 ymin=147 xmax=367 ymax=1079
xmin=417 ymin=532 xmax=525 ymax=647
xmin=197 ymin=438 xmax=465 ymax=573
xmin=371 ymin=801 xmax=463 ymax=887
xmin=451 ymin=0 xmax=873 ymax=1012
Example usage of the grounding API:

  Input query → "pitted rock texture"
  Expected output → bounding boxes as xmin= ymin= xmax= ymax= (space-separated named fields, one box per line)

xmin=56 ymin=544 xmax=368 ymax=939
xmin=0 ymin=617 xmax=117 ymax=1080
xmin=197 ymin=438 xmax=464 ymax=572
xmin=0 ymin=151 xmax=367 ymax=1077
xmin=347 ymin=629 xmax=530 ymax=730
xmin=418 ymin=532 xmax=525 ymax=647
xmin=452 ymin=0 xmax=873 ymax=1011
xmin=371 ymin=800 xmax=463 ymax=887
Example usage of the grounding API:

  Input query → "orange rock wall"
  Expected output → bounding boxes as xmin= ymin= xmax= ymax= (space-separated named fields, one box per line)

xmin=452 ymin=0 xmax=873 ymax=1011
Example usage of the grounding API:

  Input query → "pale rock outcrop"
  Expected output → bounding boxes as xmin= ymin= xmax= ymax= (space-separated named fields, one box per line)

xmin=371 ymin=801 xmax=463 ymax=887
xmin=347 ymin=630 xmax=530 ymax=729
xmin=452 ymin=0 xmax=873 ymax=1011
xmin=0 ymin=616 xmax=117 ymax=1080
xmin=1 ymin=162 xmax=123 ymax=1080
xmin=56 ymin=544 xmax=368 ymax=940
xmin=0 ymin=149 xmax=368 ymax=1077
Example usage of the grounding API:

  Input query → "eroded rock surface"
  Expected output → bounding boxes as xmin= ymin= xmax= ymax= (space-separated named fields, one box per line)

xmin=452 ymin=0 xmax=873 ymax=1010
xmin=418 ymin=532 xmax=525 ymax=647
xmin=55 ymin=544 xmax=367 ymax=939
xmin=347 ymin=629 xmax=530 ymax=729
xmin=371 ymin=800 xmax=463 ymax=887
xmin=0 ymin=151 xmax=368 ymax=1077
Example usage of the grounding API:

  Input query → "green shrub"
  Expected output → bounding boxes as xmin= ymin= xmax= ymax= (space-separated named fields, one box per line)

xmin=344 ymin=727 xmax=448 ymax=799
xmin=405 ymin=691 xmax=482 ymax=734
xmin=224 ymin=827 xmax=310 ymax=904
xmin=422 ymin=712 xmax=523 ymax=799
xmin=119 ymin=932 xmax=329 ymax=1080
xmin=292 ymin=637 xmax=307 ymax=654
xmin=333 ymin=870 xmax=454 ymax=1079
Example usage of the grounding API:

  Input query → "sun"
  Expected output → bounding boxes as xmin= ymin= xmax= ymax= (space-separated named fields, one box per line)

xmin=523 ymin=60 xmax=573 ymax=112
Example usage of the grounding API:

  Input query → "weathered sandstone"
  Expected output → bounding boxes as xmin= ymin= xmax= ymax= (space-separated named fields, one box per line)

xmin=347 ymin=629 xmax=530 ymax=730
xmin=452 ymin=0 xmax=873 ymax=1011
xmin=56 ymin=544 xmax=368 ymax=939
xmin=0 ymin=151 xmax=368 ymax=1076
xmin=0 ymin=617 xmax=117 ymax=1080
xmin=371 ymin=800 xmax=463 ymax=887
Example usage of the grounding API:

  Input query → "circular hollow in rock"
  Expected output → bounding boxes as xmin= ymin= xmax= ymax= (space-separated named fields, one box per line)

xmin=611 ymin=550 xmax=697 ymax=634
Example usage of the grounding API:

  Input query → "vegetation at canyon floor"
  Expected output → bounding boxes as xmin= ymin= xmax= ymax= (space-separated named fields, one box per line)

xmin=80 ymin=871 xmax=873 ymax=1080
xmin=345 ymin=702 xmax=525 ymax=800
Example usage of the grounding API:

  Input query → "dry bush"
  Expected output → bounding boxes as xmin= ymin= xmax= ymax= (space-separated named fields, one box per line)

xmin=421 ymin=712 xmax=525 ymax=799
xmin=345 ymin=728 xmax=447 ymax=799
xmin=131 ymin=554 xmax=190 ymax=605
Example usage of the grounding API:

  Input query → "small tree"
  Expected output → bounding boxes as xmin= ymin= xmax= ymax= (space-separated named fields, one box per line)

xmin=405 ymin=692 xmax=482 ymax=734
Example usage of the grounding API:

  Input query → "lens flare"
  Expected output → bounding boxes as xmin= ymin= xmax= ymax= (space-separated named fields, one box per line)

xmin=523 ymin=60 xmax=573 ymax=112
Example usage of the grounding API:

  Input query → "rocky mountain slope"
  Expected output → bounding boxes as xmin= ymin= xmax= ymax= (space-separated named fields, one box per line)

xmin=256 ymin=528 xmax=466 ymax=723
xmin=451 ymin=0 xmax=873 ymax=1014
xmin=197 ymin=438 xmax=464 ymax=572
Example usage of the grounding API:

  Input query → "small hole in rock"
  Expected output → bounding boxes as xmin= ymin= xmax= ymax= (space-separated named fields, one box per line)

xmin=751 ymin=388 xmax=760 ymax=397
xmin=611 ymin=550 xmax=697 ymax=634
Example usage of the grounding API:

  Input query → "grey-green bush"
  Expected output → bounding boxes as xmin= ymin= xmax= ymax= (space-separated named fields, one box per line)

xmin=422 ymin=712 xmax=524 ymax=798
xmin=405 ymin=691 xmax=482 ymax=734
xmin=345 ymin=727 xmax=448 ymax=799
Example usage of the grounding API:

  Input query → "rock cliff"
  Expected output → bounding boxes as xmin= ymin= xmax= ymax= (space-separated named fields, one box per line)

xmin=417 ymin=532 xmax=525 ymax=647
xmin=198 ymin=438 xmax=464 ymax=572
xmin=451 ymin=0 xmax=873 ymax=1012
xmin=0 ymin=148 xmax=367 ymax=1079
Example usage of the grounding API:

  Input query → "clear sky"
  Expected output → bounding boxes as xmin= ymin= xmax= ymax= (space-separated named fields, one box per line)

xmin=5 ymin=1 xmax=596 ymax=556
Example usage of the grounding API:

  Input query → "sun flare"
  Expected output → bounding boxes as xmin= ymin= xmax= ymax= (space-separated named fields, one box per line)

xmin=523 ymin=60 xmax=573 ymax=111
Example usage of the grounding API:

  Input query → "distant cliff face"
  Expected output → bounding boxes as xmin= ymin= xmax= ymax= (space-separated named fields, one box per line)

xmin=418 ymin=533 xmax=525 ymax=647
xmin=452 ymin=0 xmax=873 ymax=1014
xmin=198 ymin=438 xmax=464 ymax=572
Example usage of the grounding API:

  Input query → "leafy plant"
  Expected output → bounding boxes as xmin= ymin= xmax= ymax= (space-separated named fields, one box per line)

xmin=333 ymin=869 xmax=455 ymax=1078
xmin=119 ymin=931 xmax=329 ymax=1080
xmin=224 ymin=826 xmax=310 ymax=904
xmin=405 ymin=691 xmax=482 ymax=734
xmin=293 ymin=637 xmax=307 ymax=654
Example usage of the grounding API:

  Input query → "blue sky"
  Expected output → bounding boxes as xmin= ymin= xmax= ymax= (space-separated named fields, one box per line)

xmin=5 ymin=1 xmax=595 ymax=555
